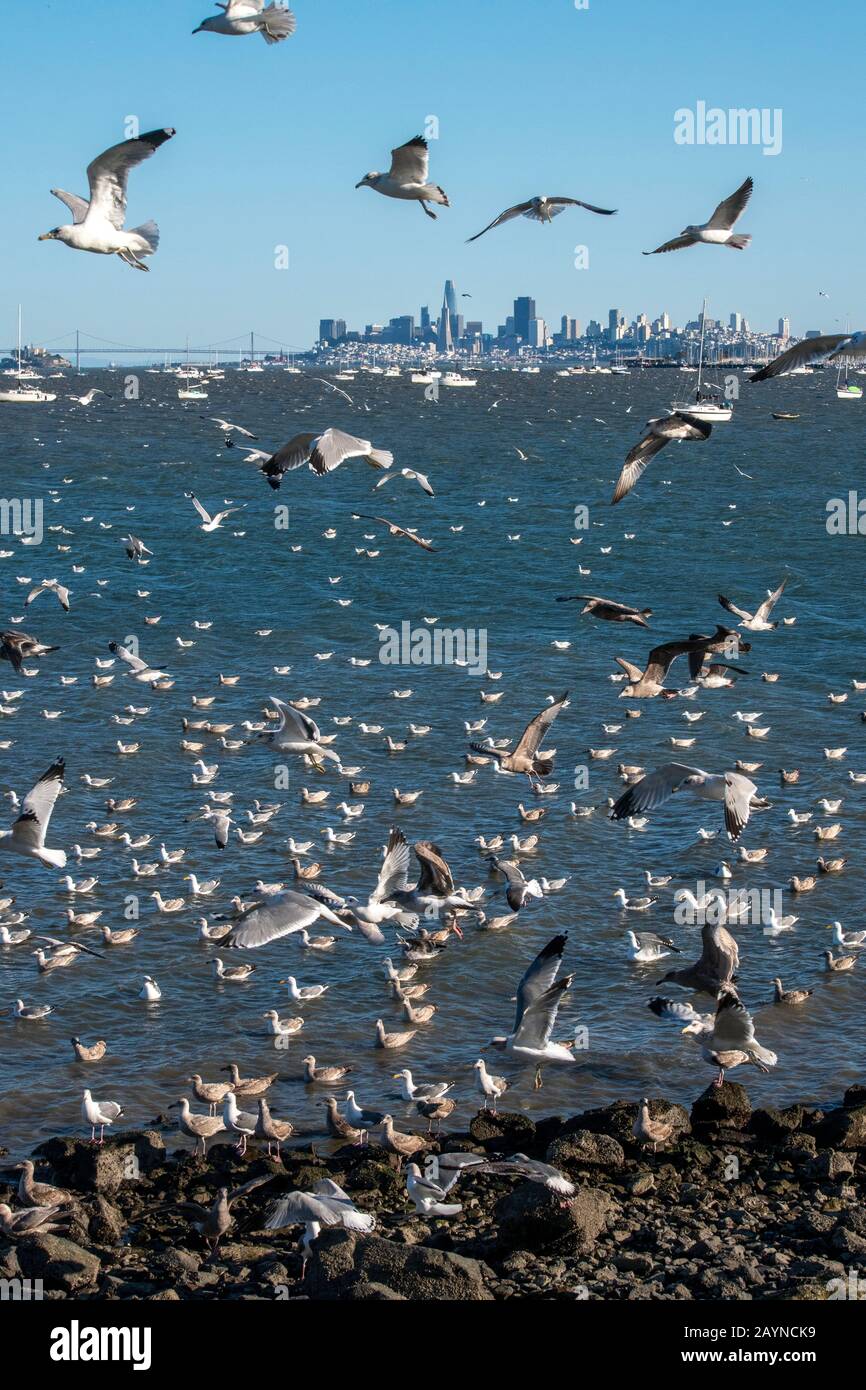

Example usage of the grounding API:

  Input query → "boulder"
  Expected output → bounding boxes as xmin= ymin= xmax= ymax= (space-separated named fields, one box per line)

xmin=305 ymin=1229 xmax=493 ymax=1300
xmin=691 ymin=1082 xmax=751 ymax=1131
xmin=87 ymin=1195 xmax=125 ymax=1246
xmin=496 ymin=1182 xmax=615 ymax=1251
xmin=16 ymin=1234 xmax=100 ymax=1292
xmin=813 ymin=1105 xmax=866 ymax=1150
xmin=571 ymin=1098 xmax=690 ymax=1148
xmin=468 ymin=1110 xmax=536 ymax=1150
xmin=750 ymin=1105 xmax=804 ymax=1143
xmin=34 ymin=1131 xmax=165 ymax=1193
xmin=546 ymin=1129 xmax=625 ymax=1170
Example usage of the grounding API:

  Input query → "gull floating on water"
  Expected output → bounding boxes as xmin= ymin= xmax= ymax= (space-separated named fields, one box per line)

xmin=40 ymin=128 xmax=176 ymax=270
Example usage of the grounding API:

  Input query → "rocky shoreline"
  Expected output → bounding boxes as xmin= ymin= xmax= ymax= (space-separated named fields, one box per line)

xmin=3 ymin=1081 xmax=866 ymax=1301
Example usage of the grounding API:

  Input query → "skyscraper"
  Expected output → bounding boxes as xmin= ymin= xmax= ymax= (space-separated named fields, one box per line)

xmin=514 ymin=296 xmax=536 ymax=340
xmin=436 ymin=289 xmax=453 ymax=351
xmin=444 ymin=280 xmax=457 ymax=317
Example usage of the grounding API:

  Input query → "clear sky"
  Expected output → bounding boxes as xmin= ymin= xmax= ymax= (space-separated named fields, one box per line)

xmin=4 ymin=0 xmax=862 ymax=356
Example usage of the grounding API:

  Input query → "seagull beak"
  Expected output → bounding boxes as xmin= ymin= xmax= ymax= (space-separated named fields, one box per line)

xmin=354 ymin=180 xmax=365 ymax=189
xmin=38 ymin=232 xmax=55 ymax=241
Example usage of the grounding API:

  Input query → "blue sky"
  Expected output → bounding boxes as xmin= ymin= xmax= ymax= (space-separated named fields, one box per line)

xmin=4 ymin=0 xmax=862 ymax=356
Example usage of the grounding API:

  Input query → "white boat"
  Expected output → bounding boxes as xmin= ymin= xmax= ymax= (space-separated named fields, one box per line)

xmin=440 ymin=371 xmax=477 ymax=387
xmin=835 ymin=323 xmax=862 ymax=399
xmin=0 ymin=308 xmax=56 ymax=403
xmin=671 ymin=297 xmax=733 ymax=422
xmin=178 ymin=386 xmax=208 ymax=400
xmin=384 ymin=366 xmax=402 ymax=378
xmin=411 ymin=370 xmax=441 ymax=384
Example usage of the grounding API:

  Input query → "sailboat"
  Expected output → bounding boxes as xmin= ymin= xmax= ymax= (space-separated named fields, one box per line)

xmin=836 ymin=319 xmax=863 ymax=399
xmin=178 ymin=338 xmax=207 ymax=400
xmin=671 ymin=299 xmax=732 ymax=422
xmin=0 ymin=307 xmax=57 ymax=404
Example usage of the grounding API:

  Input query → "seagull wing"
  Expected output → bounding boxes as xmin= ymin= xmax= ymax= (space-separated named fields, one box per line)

xmin=108 ymin=641 xmax=153 ymax=674
xmin=226 ymin=890 xmax=343 ymax=949
xmin=185 ymin=493 xmax=212 ymax=526
xmin=610 ymin=763 xmax=705 ymax=820
xmin=413 ymin=841 xmax=453 ymax=896
xmin=697 ymin=923 xmax=739 ymax=987
xmin=226 ymin=1173 xmax=273 ymax=1204
xmin=749 ymin=334 xmax=850 ymax=381
xmin=264 ymin=1191 xmax=340 ymax=1229
xmin=642 ymin=636 xmax=714 ymax=686
xmin=84 ymin=128 xmax=175 ymax=231
xmin=513 ymin=933 xmax=566 ymax=1033
xmin=724 ymin=772 xmax=756 ymax=840
xmin=754 ymin=578 xmax=786 ymax=623
xmin=308 ymin=428 xmax=362 ymax=474
xmin=263 ymin=432 xmax=317 ymax=476
xmin=705 ymin=176 xmax=753 ymax=230
xmin=547 ymin=196 xmax=617 ymax=216
xmin=50 ymin=189 xmax=89 ymax=224
xmin=513 ymin=691 xmax=569 ymax=760
xmin=270 ymin=696 xmax=321 ymax=743
xmin=512 ymin=976 xmax=573 ymax=1050
xmin=466 ymin=201 xmax=535 ymax=242
xmin=717 ymin=594 xmax=754 ymax=623
xmin=611 ymin=430 xmax=669 ymax=503
xmin=388 ymin=137 xmax=429 ymax=184
xmin=710 ymin=991 xmax=758 ymax=1050
xmin=11 ymin=759 xmax=65 ymax=851
xmin=647 ymin=996 xmax=704 ymax=1026
xmin=557 ymin=594 xmax=640 ymax=615
xmin=642 ymin=234 xmax=697 ymax=255
xmin=372 ymin=827 xmax=412 ymax=901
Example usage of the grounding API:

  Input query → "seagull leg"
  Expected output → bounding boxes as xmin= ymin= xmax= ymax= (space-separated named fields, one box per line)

xmin=534 ymin=1066 xmax=543 ymax=1091
xmin=419 ymin=202 xmax=437 ymax=220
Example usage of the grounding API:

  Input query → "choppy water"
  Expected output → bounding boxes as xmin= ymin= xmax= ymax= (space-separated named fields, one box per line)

xmin=1 ymin=365 xmax=865 ymax=1159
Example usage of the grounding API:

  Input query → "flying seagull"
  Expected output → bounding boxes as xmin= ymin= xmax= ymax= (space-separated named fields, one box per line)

xmin=0 ymin=631 xmax=58 ymax=673
xmin=352 ymin=514 xmax=434 ymax=552
xmin=356 ymin=137 xmax=449 ymax=219
xmin=0 ymin=759 xmax=67 ymax=869
xmin=373 ymin=467 xmax=434 ymax=497
xmin=193 ymin=2 xmax=296 ymax=43
xmin=257 ymin=696 xmax=341 ymax=769
xmin=471 ymin=691 xmax=568 ymax=785
xmin=257 ymin=429 xmax=392 ymax=490
xmin=556 ymin=594 xmax=652 ymax=627
xmin=226 ymin=890 xmax=350 ymax=951
xmin=610 ymin=763 xmax=758 ymax=841
xmin=488 ymin=933 xmax=575 ymax=1068
xmin=751 ymin=331 xmax=866 ymax=381
xmin=108 ymin=640 xmax=167 ymax=684
xmin=468 ymin=195 xmax=616 ymax=242
xmin=612 ymin=413 xmax=712 ymax=503
xmin=39 ymin=128 xmax=176 ymax=271
xmin=205 ymin=417 xmax=258 ymax=445
xmin=486 ymin=855 xmax=543 ymax=913
xmin=643 ymin=176 xmax=753 ymax=255
xmin=613 ymin=629 xmax=733 ymax=698
xmin=659 ymin=923 xmax=740 ymax=996
xmin=185 ymin=491 xmax=246 ymax=532
xmin=718 ymin=579 xmax=786 ymax=631
xmin=121 ymin=534 xmax=152 ymax=563
xmin=700 ymin=990 xmax=777 ymax=1086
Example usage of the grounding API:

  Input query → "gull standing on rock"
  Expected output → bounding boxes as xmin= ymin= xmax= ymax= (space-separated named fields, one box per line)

xmin=82 ymin=1088 xmax=123 ymax=1143
xmin=39 ymin=128 xmax=176 ymax=271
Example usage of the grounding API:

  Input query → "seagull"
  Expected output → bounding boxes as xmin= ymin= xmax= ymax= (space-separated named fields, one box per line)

xmin=751 ymin=331 xmax=866 ymax=381
xmin=0 ymin=630 xmax=58 ymax=673
xmin=0 ymin=759 xmax=66 ymax=868
xmin=25 ymin=579 xmax=70 ymax=612
xmin=771 ymin=977 xmax=813 ymax=1006
xmin=39 ymin=128 xmax=176 ymax=270
xmin=393 ymin=1069 xmax=453 ymax=1103
xmin=611 ymin=763 xmax=758 ymax=840
xmin=380 ymin=828 xmax=474 ymax=918
xmin=468 ymin=194 xmax=616 ymax=242
xmin=257 ymin=428 xmax=393 ymax=489
xmin=82 ymin=1088 xmax=123 ymax=1143
xmin=108 ymin=640 xmax=167 ymax=684
xmin=473 ymin=1058 xmax=508 ymax=1109
xmin=556 ymin=594 xmax=652 ymax=626
xmin=613 ymin=631 xmax=730 ymax=698
xmin=225 ymin=888 xmax=350 ymax=950
xmin=193 ymin=2 xmax=296 ymax=43
xmin=256 ymin=696 xmax=341 ymax=769
xmin=185 ymin=492 xmax=245 ymax=532
xmin=488 ymin=933 xmax=575 ymax=1068
xmin=342 ymin=829 xmax=421 ymax=929
xmin=173 ymin=1175 xmax=274 ymax=1255
xmin=405 ymin=1163 xmax=464 ymax=1217
xmin=660 ymin=922 xmax=740 ymax=996
xmin=643 ymin=176 xmax=753 ymax=255
xmin=718 ymin=580 xmax=787 ymax=632
xmin=486 ymin=855 xmax=543 ymax=912
xmin=356 ymin=136 xmax=449 ymax=219
xmin=626 ymin=929 xmax=678 ymax=962
xmin=374 ymin=467 xmax=434 ymax=497
xmin=121 ymin=534 xmax=152 ymax=563
xmin=612 ymin=413 xmax=712 ymax=503
xmin=471 ymin=691 xmax=567 ymax=785
xmin=71 ymin=389 xmax=107 ymax=407
xmin=701 ymin=990 xmax=777 ymax=1086
xmin=352 ymin=514 xmax=434 ymax=552
xmin=265 ymin=1180 xmax=375 ymax=1271
xmin=205 ymin=416 xmax=258 ymax=443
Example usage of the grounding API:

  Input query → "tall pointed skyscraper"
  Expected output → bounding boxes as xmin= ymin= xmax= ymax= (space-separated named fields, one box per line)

xmin=437 ymin=287 xmax=453 ymax=351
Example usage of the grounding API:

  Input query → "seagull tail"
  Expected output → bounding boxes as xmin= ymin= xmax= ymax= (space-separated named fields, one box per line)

xmin=366 ymin=449 xmax=393 ymax=471
xmin=38 ymin=847 xmax=67 ymax=870
xmin=726 ymin=234 xmax=751 ymax=250
xmin=131 ymin=221 xmax=160 ymax=254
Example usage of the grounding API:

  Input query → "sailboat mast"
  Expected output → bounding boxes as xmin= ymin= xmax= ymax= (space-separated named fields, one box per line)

xmin=696 ymin=298 xmax=707 ymax=395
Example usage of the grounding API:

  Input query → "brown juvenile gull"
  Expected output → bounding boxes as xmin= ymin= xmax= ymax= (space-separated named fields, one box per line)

xmin=471 ymin=691 xmax=568 ymax=786
xmin=468 ymin=193 xmax=616 ymax=242
xmin=556 ymin=594 xmax=652 ymax=627
xmin=169 ymin=1098 xmax=226 ymax=1157
xmin=355 ymin=136 xmax=449 ymax=219
xmin=220 ymin=1062 xmax=277 ymax=1097
xmin=188 ymin=1072 xmax=231 ymax=1115
xmin=380 ymin=828 xmax=474 ymax=919
xmin=612 ymin=631 xmax=730 ymax=698
xmin=659 ymin=921 xmax=740 ymax=996
xmin=352 ymin=513 xmax=434 ymax=552
xmin=16 ymin=1160 xmax=74 ymax=1207
xmin=486 ymin=855 xmax=542 ymax=912
xmin=632 ymin=1098 xmax=675 ymax=1152
xmin=171 ymin=1174 xmax=273 ymax=1254
xmin=380 ymin=1114 xmax=430 ymax=1162
xmin=375 ymin=1018 xmax=417 ymax=1050
xmin=0 ymin=630 xmax=58 ymax=674
xmin=71 ymin=1036 xmax=107 ymax=1062
xmin=611 ymin=763 xmax=758 ymax=840
xmin=643 ymin=176 xmax=753 ymax=255
xmin=750 ymin=330 xmax=866 ymax=381
xmin=0 ymin=1202 xmax=71 ymax=1237
xmin=254 ymin=1097 xmax=295 ymax=1159
xmin=823 ymin=949 xmax=857 ymax=973
xmin=321 ymin=1095 xmax=364 ymax=1144
xmin=772 ymin=977 xmax=813 ymax=1006
xmin=302 ymin=1054 xmax=352 ymax=1084
xmin=612 ymin=413 xmax=712 ymax=504
xmin=700 ymin=990 xmax=777 ymax=1085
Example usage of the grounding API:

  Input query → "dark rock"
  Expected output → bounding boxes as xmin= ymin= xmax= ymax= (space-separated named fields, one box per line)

xmin=806 ymin=1150 xmax=855 ymax=1181
xmin=814 ymin=1105 xmax=866 ymax=1150
xmin=571 ymin=1098 xmax=690 ymax=1148
xmin=546 ymin=1129 xmax=625 ymax=1170
xmin=16 ymin=1234 xmax=100 ymax=1292
xmin=468 ymin=1110 xmax=536 ymax=1150
xmin=842 ymin=1085 xmax=866 ymax=1109
xmin=305 ymin=1229 xmax=493 ymax=1300
xmin=750 ymin=1105 xmax=804 ymax=1143
xmin=88 ymin=1195 xmax=125 ymax=1246
xmin=34 ymin=1131 xmax=165 ymax=1193
xmin=691 ymin=1082 xmax=751 ymax=1131
xmin=496 ymin=1182 xmax=615 ymax=1251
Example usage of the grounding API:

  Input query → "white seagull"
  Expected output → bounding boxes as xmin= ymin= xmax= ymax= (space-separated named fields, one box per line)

xmin=356 ymin=136 xmax=449 ymax=220
xmin=257 ymin=428 xmax=393 ymax=490
xmin=185 ymin=492 xmax=246 ymax=532
xmin=468 ymin=193 xmax=616 ymax=242
xmin=611 ymin=764 xmax=758 ymax=842
xmin=643 ymin=176 xmax=753 ymax=255
xmin=39 ymin=128 xmax=176 ymax=270
xmin=0 ymin=758 xmax=66 ymax=868
xmin=194 ymin=2 xmax=297 ymax=44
